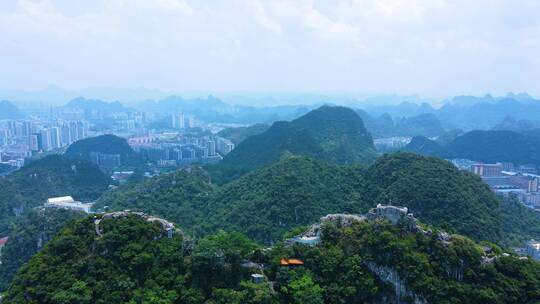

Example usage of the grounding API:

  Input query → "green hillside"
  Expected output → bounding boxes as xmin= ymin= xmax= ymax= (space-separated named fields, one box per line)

xmin=269 ymin=218 xmax=540 ymax=304
xmin=202 ymin=156 xmax=367 ymax=243
xmin=94 ymin=168 xmax=215 ymax=229
xmin=217 ymin=123 xmax=269 ymax=144
xmin=362 ymin=153 xmax=501 ymax=242
xmin=64 ymin=134 xmax=144 ymax=169
xmin=209 ymin=106 xmax=377 ymax=182
xmin=404 ymin=130 xmax=540 ymax=166
xmin=4 ymin=213 xmax=272 ymax=304
xmin=0 ymin=155 xmax=111 ymax=234
xmin=4 ymin=211 xmax=540 ymax=304
xmin=96 ymin=153 xmax=540 ymax=247
xmin=0 ymin=208 xmax=85 ymax=291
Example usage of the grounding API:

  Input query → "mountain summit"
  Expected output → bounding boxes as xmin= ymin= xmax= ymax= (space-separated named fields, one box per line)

xmin=212 ymin=105 xmax=377 ymax=181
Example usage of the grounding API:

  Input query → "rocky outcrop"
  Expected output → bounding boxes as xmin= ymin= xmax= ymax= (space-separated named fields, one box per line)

xmin=366 ymin=204 xmax=419 ymax=231
xmin=94 ymin=211 xmax=181 ymax=238
xmin=321 ymin=213 xmax=366 ymax=227
xmin=366 ymin=262 xmax=428 ymax=304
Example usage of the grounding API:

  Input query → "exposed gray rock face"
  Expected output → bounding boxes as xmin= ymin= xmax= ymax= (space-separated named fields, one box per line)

xmin=94 ymin=210 xmax=181 ymax=238
xmin=321 ymin=213 xmax=366 ymax=227
xmin=366 ymin=262 xmax=428 ymax=304
xmin=366 ymin=204 xmax=419 ymax=231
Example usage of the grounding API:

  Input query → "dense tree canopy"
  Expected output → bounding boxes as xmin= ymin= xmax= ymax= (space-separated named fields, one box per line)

xmin=0 ymin=155 xmax=111 ymax=234
xmin=208 ymin=106 xmax=378 ymax=183
xmin=0 ymin=208 xmax=85 ymax=291
xmin=5 ymin=213 xmax=540 ymax=304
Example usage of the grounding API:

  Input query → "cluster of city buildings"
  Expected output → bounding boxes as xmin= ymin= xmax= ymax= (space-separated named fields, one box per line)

xmin=464 ymin=161 xmax=540 ymax=210
xmin=0 ymin=119 xmax=88 ymax=169
xmin=130 ymin=134 xmax=234 ymax=167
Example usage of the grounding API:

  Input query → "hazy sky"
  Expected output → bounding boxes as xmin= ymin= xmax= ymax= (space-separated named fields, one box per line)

xmin=0 ymin=0 xmax=539 ymax=97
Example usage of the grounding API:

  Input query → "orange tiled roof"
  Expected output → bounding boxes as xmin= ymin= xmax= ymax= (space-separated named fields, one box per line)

xmin=280 ymin=257 xmax=304 ymax=266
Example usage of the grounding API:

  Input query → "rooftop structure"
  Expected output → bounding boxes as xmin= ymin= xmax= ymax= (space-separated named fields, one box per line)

xmin=251 ymin=274 xmax=265 ymax=284
xmin=471 ymin=163 xmax=503 ymax=177
xmin=280 ymin=258 xmax=304 ymax=266
xmin=527 ymin=240 xmax=540 ymax=262
xmin=45 ymin=196 xmax=93 ymax=213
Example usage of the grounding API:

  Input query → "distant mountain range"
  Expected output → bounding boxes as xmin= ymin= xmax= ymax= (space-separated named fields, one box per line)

xmin=357 ymin=94 xmax=540 ymax=132
xmin=404 ymin=129 xmax=540 ymax=166
xmin=356 ymin=110 xmax=445 ymax=138
xmin=64 ymin=97 xmax=134 ymax=113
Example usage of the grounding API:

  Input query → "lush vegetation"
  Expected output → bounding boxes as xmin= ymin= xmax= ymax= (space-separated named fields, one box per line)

xmin=95 ymin=168 xmax=215 ymax=229
xmin=3 ymin=215 xmax=275 ymax=304
xmin=0 ymin=155 xmax=111 ymax=234
xmin=404 ymin=130 xmax=540 ymax=166
xmin=362 ymin=153 xmax=502 ymax=242
xmin=202 ymin=156 xmax=367 ymax=243
xmin=5 ymin=213 xmax=540 ymax=304
xmin=96 ymin=152 xmax=540 ymax=247
xmin=217 ymin=123 xmax=269 ymax=144
xmin=64 ymin=134 xmax=145 ymax=169
xmin=0 ymin=208 xmax=85 ymax=291
xmin=269 ymin=220 xmax=540 ymax=304
xmin=209 ymin=106 xmax=378 ymax=183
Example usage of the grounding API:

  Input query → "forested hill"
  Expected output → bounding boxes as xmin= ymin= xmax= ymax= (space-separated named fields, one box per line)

xmin=96 ymin=153 xmax=540 ymax=247
xmin=64 ymin=134 xmax=144 ymax=168
xmin=363 ymin=153 xmax=501 ymax=241
xmin=404 ymin=129 xmax=540 ymax=166
xmin=0 ymin=208 xmax=86 ymax=291
xmin=217 ymin=123 xmax=269 ymax=144
xmin=202 ymin=157 xmax=366 ymax=243
xmin=4 ymin=210 xmax=540 ymax=304
xmin=209 ymin=105 xmax=377 ymax=182
xmin=0 ymin=155 xmax=111 ymax=234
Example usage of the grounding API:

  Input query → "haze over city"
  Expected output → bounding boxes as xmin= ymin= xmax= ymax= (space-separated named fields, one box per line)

xmin=1 ymin=2 xmax=540 ymax=303
xmin=1 ymin=0 xmax=539 ymax=101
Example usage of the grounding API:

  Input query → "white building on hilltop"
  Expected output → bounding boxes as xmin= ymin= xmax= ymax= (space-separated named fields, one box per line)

xmin=45 ymin=196 xmax=93 ymax=213
xmin=527 ymin=240 xmax=540 ymax=262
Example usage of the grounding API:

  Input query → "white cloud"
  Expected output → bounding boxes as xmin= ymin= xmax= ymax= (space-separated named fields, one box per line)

xmin=0 ymin=0 xmax=538 ymax=97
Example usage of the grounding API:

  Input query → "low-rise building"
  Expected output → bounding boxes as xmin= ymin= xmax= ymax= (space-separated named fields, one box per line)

xmin=526 ymin=240 xmax=540 ymax=262
xmin=45 ymin=196 xmax=93 ymax=213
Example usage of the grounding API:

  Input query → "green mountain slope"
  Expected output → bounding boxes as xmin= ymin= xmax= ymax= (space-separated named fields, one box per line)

xmin=209 ymin=106 xmax=377 ymax=182
xmin=97 ymin=153 xmax=540 ymax=246
xmin=0 ymin=155 xmax=111 ymax=234
xmin=0 ymin=208 xmax=85 ymax=291
xmin=94 ymin=168 xmax=215 ymax=229
xmin=64 ymin=134 xmax=144 ymax=169
xmin=217 ymin=123 xmax=269 ymax=145
xmin=5 ymin=211 xmax=540 ymax=304
xmin=404 ymin=129 xmax=540 ymax=166
xmin=269 ymin=217 xmax=540 ymax=304
xmin=4 ymin=213 xmax=273 ymax=304
xmin=202 ymin=156 xmax=367 ymax=243
xmin=362 ymin=153 xmax=501 ymax=242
